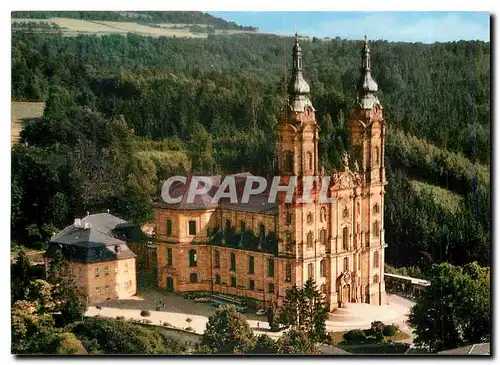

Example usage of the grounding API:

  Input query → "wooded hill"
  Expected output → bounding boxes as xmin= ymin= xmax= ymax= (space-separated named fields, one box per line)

xmin=11 ymin=30 xmax=490 ymax=270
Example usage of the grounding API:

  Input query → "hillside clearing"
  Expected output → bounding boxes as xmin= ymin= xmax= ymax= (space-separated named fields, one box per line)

xmin=11 ymin=101 xmax=45 ymax=145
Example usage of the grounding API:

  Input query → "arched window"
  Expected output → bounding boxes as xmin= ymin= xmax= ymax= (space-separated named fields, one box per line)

xmin=283 ymin=151 xmax=294 ymax=173
xmin=307 ymin=231 xmax=313 ymax=248
xmin=343 ymin=257 xmax=349 ymax=272
xmin=307 ymin=152 xmax=313 ymax=170
xmin=225 ymin=219 xmax=231 ymax=230
xmin=374 ymin=251 xmax=380 ymax=268
xmin=342 ymin=227 xmax=349 ymax=250
xmin=259 ymin=223 xmax=266 ymax=237
xmin=230 ymin=253 xmax=236 ymax=271
xmin=320 ymin=259 xmax=326 ymax=277
xmin=189 ymin=249 xmax=197 ymax=267
xmin=214 ymin=250 xmax=220 ymax=268
xmin=248 ymin=255 xmax=255 ymax=274
xmin=373 ymin=221 xmax=380 ymax=238
xmin=373 ymin=203 xmax=380 ymax=214
xmin=307 ymin=213 xmax=313 ymax=224
xmin=374 ymin=274 xmax=379 ymax=283
xmin=374 ymin=146 xmax=380 ymax=165
xmin=353 ymin=145 xmax=362 ymax=165
xmin=319 ymin=229 xmax=327 ymax=245
xmin=284 ymin=231 xmax=292 ymax=251
xmin=286 ymin=212 xmax=292 ymax=225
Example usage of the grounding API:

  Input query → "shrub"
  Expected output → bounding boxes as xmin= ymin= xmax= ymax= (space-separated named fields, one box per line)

xmin=185 ymin=326 xmax=194 ymax=332
xmin=370 ymin=321 xmax=385 ymax=334
xmin=382 ymin=324 xmax=398 ymax=337
xmin=186 ymin=318 xmax=192 ymax=324
xmin=163 ymin=322 xmax=172 ymax=327
xmin=375 ymin=330 xmax=384 ymax=342
xmin=343 ymin=329 xmax=366 ymax=344
xmin=140 ymin=310 xmax=151 ymax=317
xmin=116 ymin=316 xmax=125 ymax=320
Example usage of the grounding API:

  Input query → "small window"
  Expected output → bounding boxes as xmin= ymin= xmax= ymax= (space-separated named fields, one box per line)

xmin=166 ymin=219 xmax=172 ymax=236
xmin=214 ymin=250 xmax=220 ymax=268
xmin=215 ymin=274 xmax=221 ymax=284
xmin=343 ymin=257 xmax=349 ymax=272
xmin=373 ymin=203 xmax=380 ymax=214
xmin=190 ymin=273 xmax=198 ymax=283
xmin=95 ymin=268 xmax=100 ymax=278
xmin=320 ymin=259 xmax=326 ymax=277
xmin=124 ymin=263 xmax=128 ymax=273
xmin=308 ymin=263 xmax=313 ymax=279
xmin=307 ymin=231 xmax=313 ymax=248
xmin=188 ymin=220 xmax=197 ymax=235
xmin=230 ymin=253 xmax=236 ymax=271
xmin=319 ymin=229 xmax=327 ymax=245
xmin=374 ymin=274 xmax=379 ymax=283
xmin=124 ymin=281 xmax=129 ymax=290
xmin=285 ymin=263 xmax=292 ymax=282
xmin=307 ymin=151 xmax=313 ymax=170
xmin=343 ymin=227 xmax=349 ymax=250
xmin=286 ymin=213 xmax=292 ymax=225
xmin=230 ymin=276 xmax=237 ymax=287
xmin=225 ymin=219 xmax=231 ymax=230
xmin=105 ymin=285 xmax=109 ymax=294
xmin=249 ymin=279 xmax=255 ymax=290
xmin=189 ymin=249 xmax=197 ymax=267
xmin=96 ymin=287 xmax=100 ymax=295
xmin=167 ymin=248 xmax=173 ymax=266
xmin=268 ymin=283 xmax=275 ymax=293
xmin=268 ymin=259 xmax=274 ymax=277
xmin=259 ymin=223 xmax=266 ymax=237
xmin=249 ymin=255 xmax=255 ymax=274
xmin=104 ymin=267 xmax=109 ymax=276
xmin=374 ymin=251 xmax=380 ymax=268
xmin=240 ymin=220 xmax=246 ymax=232
xmin=114 ymin=266 xmax=118 ymax=274
xmin=373 ymin=221 xmax=380 ymax=238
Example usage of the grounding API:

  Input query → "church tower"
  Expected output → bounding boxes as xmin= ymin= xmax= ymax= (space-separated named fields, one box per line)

xmin=347 ymin=38 xmax=387 ymax=305
xmin=275 ymin=34 xmax=326 ymax=296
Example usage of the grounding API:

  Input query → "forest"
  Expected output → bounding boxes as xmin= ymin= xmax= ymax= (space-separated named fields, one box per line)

xmin=11 ymin=24 xmax=490 ymax=272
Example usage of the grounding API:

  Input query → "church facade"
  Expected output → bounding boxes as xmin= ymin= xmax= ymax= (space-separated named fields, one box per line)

xmin=154 ymin=36 xmax=387 ymax=311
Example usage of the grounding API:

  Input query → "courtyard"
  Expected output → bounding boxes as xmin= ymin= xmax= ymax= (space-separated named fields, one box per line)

xmin=86 ymin=286 xmax=415 ymax=342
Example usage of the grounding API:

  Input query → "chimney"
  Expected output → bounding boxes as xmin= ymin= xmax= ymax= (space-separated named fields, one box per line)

xmin=74 ymin=218 xmax=82 ymax=227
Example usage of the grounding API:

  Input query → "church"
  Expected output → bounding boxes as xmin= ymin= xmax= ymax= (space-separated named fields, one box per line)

xmin=154 ymin=35 xmax=387 ymax=312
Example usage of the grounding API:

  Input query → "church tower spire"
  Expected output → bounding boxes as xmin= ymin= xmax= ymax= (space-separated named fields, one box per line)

xmin=286 ymin=33 xmax=314 ymax=112
xmin=357 ymin=37 xmax=379 ymax=109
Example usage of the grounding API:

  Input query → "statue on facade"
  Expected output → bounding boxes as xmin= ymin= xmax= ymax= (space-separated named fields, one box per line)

xmin=354 ymin=159 xmax=359 ymax=172
xmin=342 ymin=150 xmax=350 ymax=170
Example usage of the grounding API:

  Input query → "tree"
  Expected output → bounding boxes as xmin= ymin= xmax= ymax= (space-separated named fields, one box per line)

xmin=409 ymin=262 xmax=490 ymax=353
xmin=11 ymin=250 xmax=32 ymax=302
xmin=277 ymin=278 xmax=328 ymax=342
xmin=276 ymin=329 xmax=317 ymax=355
xmin=202 ymin=305 xmax=254 ymax=354
xmin=247 ymin=334 xmax=278 ymax=354
xmin=47 ymin=250 xmax=87 ymax=324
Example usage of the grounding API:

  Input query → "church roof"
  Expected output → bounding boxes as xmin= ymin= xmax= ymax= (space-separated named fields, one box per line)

xmin=155 ymin=173 xmax=278 ymax=214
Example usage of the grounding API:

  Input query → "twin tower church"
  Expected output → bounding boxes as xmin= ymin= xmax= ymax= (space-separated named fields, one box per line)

xmin=154 ymin=35 xmax=387 ymax=311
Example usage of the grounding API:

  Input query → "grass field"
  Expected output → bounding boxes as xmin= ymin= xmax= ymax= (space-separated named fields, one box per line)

xmin=11 ymin=101 xmax=45 ymax=145
xmin=11 ymin=18 xmax=256 ymax=38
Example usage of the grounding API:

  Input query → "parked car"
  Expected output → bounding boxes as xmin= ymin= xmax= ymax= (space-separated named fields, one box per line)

xmin=256 ymin=309 xmax=266 ymax=316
